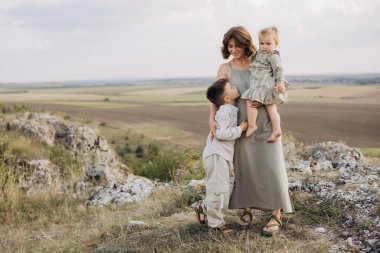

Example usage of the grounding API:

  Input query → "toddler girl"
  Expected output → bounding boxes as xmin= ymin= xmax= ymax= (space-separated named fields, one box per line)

xmin=241 ymin=26 xmax=288 ymax=142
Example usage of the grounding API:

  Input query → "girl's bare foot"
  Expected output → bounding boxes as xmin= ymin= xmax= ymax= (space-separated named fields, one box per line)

xmin=267 ymin=130 xmax=282 ymax=143
xmin=245 ymin=126 xmax=257 ymax=137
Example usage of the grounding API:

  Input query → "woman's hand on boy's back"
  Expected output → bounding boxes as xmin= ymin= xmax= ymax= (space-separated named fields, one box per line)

xmin=209 ymin=119 xmax=218 ymax=140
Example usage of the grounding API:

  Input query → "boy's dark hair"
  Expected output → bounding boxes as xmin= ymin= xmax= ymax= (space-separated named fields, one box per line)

xmin=206 ymin=78 xmax=228 ymax=106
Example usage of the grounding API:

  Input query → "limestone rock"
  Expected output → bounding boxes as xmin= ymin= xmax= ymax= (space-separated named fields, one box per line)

xmin=5 ymin=112 xmax=125 ymax=183
xmin=187 ymin=179 xmax=205 ymax=189
xmin=15 ymin=159 xmax=61 ymax=195
xmin=314 ymin=227 xmax=326 ymax=233
xmin=290 ymin=161 xmax=312 ymax=175
xmin=288 ymin=178 xmax=303 ymax=191
xmin=302 ymin=141 xmax=364 ymax=170
xmin=86 ymin=175 xmax=155 ymax=205
xmin=125 ymin=221 xmax=147 ymax=232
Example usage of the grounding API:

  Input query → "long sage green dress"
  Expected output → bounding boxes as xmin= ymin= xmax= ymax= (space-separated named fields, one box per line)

xmin=228 ymin=64 xmax=294 ymax=213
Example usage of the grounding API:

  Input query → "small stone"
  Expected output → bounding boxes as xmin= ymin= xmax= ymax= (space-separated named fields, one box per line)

xmin=314 ymin=227 xmax=326 ymax=233
xmin=290 ymin=161 xmax=312 ymax=174
xmin=187 ymin=179 xmax=205 ymax=189
xmin=367 ymin=239 xmax=377 ymax=246
xmin=288 ymin=179 xmax=302 ymax=191
xmin=125 ymin=221 xmax=147 ymax=232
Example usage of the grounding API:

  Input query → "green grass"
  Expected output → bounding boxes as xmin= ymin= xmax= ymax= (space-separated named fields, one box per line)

xmin=293 ymin=193 xmax=345 ymax=226
xmin=135 ymin=127 xmax=191 ymax=139
xmin=360 ymin=148 xmax=380 ymax=158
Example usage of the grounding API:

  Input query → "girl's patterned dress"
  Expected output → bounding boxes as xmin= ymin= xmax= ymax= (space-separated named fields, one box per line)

xmin=241 ymin=50 xmax=288 ymax=105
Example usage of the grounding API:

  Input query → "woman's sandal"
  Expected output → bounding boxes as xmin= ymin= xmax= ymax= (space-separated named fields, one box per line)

xmin=213 ymin=225 xmax=234 ymax=234
xmin=238 ymin=210 xmax=253 ymax=230
xmin=193 ymin=202 xmax=207 ymax=226
xmin=261 ymin=214 xmax=282 ymax=237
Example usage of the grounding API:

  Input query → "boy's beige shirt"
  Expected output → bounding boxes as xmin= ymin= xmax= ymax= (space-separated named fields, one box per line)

xmin=203 ymin=104 xmax=242 ymax=162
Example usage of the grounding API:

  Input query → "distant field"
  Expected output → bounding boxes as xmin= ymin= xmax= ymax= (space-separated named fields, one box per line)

xmin=32 ymin=101 xmax=139 ymax=109
xmin=1 ymin=83 xmax=380 ymax=104
xmin=1 ymin=82 xmax=379 ymax=150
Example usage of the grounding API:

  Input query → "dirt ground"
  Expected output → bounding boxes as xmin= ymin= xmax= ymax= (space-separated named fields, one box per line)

xmin=23 ymin=101 xmax=380 ymax=150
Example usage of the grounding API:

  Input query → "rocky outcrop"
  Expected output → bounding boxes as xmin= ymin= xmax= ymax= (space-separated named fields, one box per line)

xmin=5 ymin=112 xmax=125 ymax=183
xmin=289 ymin=142 xmax=379 ymax=253
xmin=4 ymin=112 xmax=157 ymax=205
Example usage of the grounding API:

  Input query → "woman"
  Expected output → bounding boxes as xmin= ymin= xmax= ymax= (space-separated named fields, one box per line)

xmin=210 ymin=26 xmax=293 ymax=237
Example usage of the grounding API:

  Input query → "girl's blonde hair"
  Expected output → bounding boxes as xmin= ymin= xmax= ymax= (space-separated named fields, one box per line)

xmin=259 ymin=26 xmax=279 ymax=45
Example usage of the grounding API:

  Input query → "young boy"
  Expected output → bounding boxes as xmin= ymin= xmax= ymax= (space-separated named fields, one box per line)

xmin=194 ymin=78 xmax=248 ymax=233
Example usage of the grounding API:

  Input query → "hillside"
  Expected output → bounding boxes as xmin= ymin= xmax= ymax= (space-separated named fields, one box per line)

xmin=0 ymin=107 xmax=378 ymax=252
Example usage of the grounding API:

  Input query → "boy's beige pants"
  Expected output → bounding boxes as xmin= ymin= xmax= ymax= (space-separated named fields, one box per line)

xmin=202 ymin=154 xmax=235 ymax=228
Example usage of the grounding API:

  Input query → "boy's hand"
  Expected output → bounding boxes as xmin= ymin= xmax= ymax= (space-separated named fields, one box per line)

xmin=240 ymin=120 xmax=248 ymax=131
xmin=275 ymin=82 xmax=286 ymax=93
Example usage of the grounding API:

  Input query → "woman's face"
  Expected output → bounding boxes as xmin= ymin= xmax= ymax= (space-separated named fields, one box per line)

xmin=228 ymin=39 xmax=244 ymax=59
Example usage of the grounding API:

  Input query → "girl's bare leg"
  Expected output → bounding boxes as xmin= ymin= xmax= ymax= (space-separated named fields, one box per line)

xmin=265 ymin=104 xmax=282 ymax=143
xmin=245 ymin=100 xmax=258 ymax=137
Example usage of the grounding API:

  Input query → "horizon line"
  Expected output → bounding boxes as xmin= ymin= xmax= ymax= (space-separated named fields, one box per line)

xmin=1 ymin=72 xmax=380 ymax=84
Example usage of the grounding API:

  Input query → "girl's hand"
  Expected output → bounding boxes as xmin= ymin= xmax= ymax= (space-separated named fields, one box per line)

xmin=275 ymin=82 xmax=286 ymax=93
xmin=209 ymin=119 xmax=218 ymax=139
xmin=249 ymin=101 xmax=262 ymax=108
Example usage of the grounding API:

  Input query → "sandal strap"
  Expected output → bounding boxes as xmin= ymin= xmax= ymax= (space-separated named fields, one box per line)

xmin=240 ymin=210 xmax=252 ymax=224
xmin=268 ymin=214 xmax=282 ymax=227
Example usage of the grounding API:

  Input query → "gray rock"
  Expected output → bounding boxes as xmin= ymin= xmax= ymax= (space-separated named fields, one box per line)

xmin=302 ymin=177 xmax=336 ymax=195
xmin=83 ymin=165 xmax=115 ymax=185
xmin=86 ymin=175 xmax=155 ymax=205
xmin=303 ymin=141 xmax=364 ymax=168
xmin=15 ymin=159 xmax=61 ymax=195
xmin=125 ymin=221 xmax=147 ymax=232
xmin=6 ymin=114 xmax=55 ymax=145
xmin=314 ymin=227 xmax=326 ymax=233
xmin=288 ymin=178 xmax=303 ymax=191
xmin=314 ymin=160 xmax=333 ymax=171
xmin=187 ymin=179 xmax=205 ymax=189
xmin=290 ymin=161 xmax=312 ymax=174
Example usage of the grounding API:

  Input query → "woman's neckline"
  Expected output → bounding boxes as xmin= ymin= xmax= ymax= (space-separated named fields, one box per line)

xmin=230 ymin=64 xmax=249 ymax=71
xmin=229 ymin=59 xmax=252 ymax=71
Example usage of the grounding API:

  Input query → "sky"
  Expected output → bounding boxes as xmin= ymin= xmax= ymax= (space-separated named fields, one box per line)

xmin=1 ymin=0 xmax=380 ymax=83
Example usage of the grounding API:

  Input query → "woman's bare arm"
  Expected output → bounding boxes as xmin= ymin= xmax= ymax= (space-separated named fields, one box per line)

xmin=209 ymin=64 xmax=231 ymax=138
xmin=216 ymin=63 xmax=230 ymax=80
xmin=209 ymin=103 xmax=218 ymax=138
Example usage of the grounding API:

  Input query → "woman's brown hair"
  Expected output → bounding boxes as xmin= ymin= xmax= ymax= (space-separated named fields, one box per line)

xmin=221 ymin=26 xmax=257 ymax=59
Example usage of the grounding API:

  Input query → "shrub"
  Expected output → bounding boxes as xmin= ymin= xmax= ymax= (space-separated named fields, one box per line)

xmin=134 ymin=142 xmax=203 ymax=183
xmin=0 ymin=105 xmax=29 ymax=114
